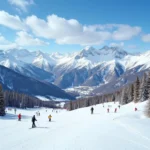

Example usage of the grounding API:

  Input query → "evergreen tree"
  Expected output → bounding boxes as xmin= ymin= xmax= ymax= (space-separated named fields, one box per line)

xmin=146 ymin=73 xmax=150 ymax=100
xmin=134 ymin=77 xmax=140 ymax=103
xmin=128 ymin=84 xmax=134 ymax=102
xmin=69 ymin=101 xmax=73 ymax=111
xmin=0 ymin=84 xmax=5 ymax=116
xmin=140 ymin=73 xmax=148 ymax=101
xmin=145 ymin=99 xmax=150 ymax=117
xmin=120 ymin=88 xmax=128 ymax=104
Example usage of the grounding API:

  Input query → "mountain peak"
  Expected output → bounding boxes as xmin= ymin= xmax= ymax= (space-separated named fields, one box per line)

xmin=84 ymin=46 xmax=95 ymax=51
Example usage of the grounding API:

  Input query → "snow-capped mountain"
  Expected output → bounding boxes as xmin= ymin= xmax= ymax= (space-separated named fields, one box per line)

xmin=0 ymin=50 xmax=54 ymax=82
xmin=0 ymin=65 xmax=74 ymax=100
xmin=4 ymin=49 xmax=57 ymax=72
xmin=1 ymin=46 xmax=150 ymax=96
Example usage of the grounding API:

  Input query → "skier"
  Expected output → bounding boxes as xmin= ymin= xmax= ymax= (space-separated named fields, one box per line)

xmin=48 ymin=114 xmax=52 ymax=122
xmin=91 ymin=107 xmax=94 ymax=114
xmin=118 ymin=105 xmax=120 ymax=109
xmin=18 ymin=113 xmax=21 ymax=121
xmin=32 ymin=115 xmax=37 ymax=128
xmin=107 ymin=108 xmax=109 ymax=113
xmin=135 ymin=107 xmax=137 ymax=111
xmin=114 ymin=108 xmax=117 ymax=113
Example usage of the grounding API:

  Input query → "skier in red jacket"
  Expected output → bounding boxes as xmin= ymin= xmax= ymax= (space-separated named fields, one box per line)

xmin=18 ymin=113 xmax=21 ymax=121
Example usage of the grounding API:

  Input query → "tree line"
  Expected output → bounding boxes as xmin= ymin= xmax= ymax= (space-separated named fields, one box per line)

xmin=3 ymin=90 xmax=58 ymax=109
xmin=0 ymin=84 xmax=59 ymax=116
xmin=65 ymin=72 xmax=150 ymax=117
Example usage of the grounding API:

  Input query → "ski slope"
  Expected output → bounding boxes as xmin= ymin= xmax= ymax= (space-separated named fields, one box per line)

xmin=0 ymin=102 xmax=150 ymax=150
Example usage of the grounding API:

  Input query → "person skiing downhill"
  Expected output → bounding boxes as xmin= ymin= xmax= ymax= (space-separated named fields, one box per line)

xmin=32 ymin=115 xmax=37 ymax=128
xmin=91 ymin=107 xmax=94 ymax=114
xmin=48 ymin=114 xmax=52 ymax=122
xmin=107 ymin=108 xmax=109 ymax=113
xmin=18 ymin=113 xmax=21 ymax=121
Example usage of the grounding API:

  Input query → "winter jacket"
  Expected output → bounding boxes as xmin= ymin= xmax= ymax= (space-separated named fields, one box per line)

xmin=18 ymin=114 xmax=21 ymax=119
xmin=32 ymin=116 xmax=37 ymax=122
xmin=48 ymin=115 xmax=52 ymax=119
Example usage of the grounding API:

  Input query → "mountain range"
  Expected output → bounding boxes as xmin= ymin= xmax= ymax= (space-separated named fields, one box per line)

xmin=0 ymin=46 xmax=150 ymax=98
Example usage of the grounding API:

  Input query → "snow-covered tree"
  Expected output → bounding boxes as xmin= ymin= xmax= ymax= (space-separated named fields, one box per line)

xmin=140 ymin=73 xmax=148 ymax=101
xmin=145 ymin=99 xmax=150 ymax=117
xmin=120 ymin=88 xmax=128 ymax=104
xmin=0 ymin=84 xmax=5 ymax=116
xmin=128 ymin=84 xmax=134 ymax=102
xmin=146 ymin=73 xmax=150 ymax=99
xmin=134 ymin=77 xmax=140 ymax=103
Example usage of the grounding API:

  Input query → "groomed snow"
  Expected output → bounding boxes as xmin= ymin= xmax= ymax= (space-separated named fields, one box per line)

xmin=0 ymin=101 xmax=150 ymax=150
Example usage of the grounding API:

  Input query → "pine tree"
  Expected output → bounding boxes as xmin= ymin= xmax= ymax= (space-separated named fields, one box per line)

xmin=0 ymin=84 xmax=5 ymax=116
xmin=134 ymin=77 xmax=140 ymax=103
xmin=145 ymin=99 xmax=150 ymax=117
xmin=69 ymin=101 xmax=73 ymax=111
xmin=128 ymin=84 xmax=134 ymax=102
xmin=146 ymin=73 xmax=150 ymax=99
xmin=140 ymin=73 xmax=149 ymax=101
xmin=121 ymin=88 xmax=128 ymax=104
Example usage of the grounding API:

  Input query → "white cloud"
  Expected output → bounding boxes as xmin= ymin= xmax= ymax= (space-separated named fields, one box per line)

xmin=8 ymin=0 xmax=34 ymax=12
xmin=26 ymin=14 xmax=111 ymax=45
xmin=112 ymin=25 xmax=141 ymax=40
xmin=25 ymin=15 xmax=142 ymax=45
xmin=0 ymin=11 xmax=143 ymax=46
xmin=0 ymin=11 xmax=25 ymax=30
xmin=109 ymin=42 xmax=124 ymax=48
xmin=142 ymin=34 xmax=150 ymax=42
xmin=15 ymin=31 xmax=49 ymax=46
xmin=0 ymin=34 xmax=10 ymax=44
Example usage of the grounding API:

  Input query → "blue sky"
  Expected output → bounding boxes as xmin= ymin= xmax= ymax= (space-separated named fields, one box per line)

xmin=0 ymin=0 xmax=150 ymax=53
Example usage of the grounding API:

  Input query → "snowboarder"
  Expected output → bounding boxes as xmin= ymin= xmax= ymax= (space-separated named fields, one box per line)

xmin=91 ymin=107 xmax=94 ymax=114
xmin=114 ymin=108 xmax=117 ymax=113
xmin=107 ymin=108 xmax=109 ymax=113
xmin=32 ymin=115 xmax=37 ymax=128
xmin=48 ymin=114 xmax=52 ymax=122
xmin=18 ymin=113 xmax=21 ymax=121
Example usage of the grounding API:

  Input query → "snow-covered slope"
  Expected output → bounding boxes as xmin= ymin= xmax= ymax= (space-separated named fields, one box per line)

xmin=0 ymin=101 xmax=150 ymax=150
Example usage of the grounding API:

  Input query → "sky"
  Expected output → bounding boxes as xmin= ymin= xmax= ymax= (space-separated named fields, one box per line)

xmin=0 ymin=0 xmax=150 ymax=53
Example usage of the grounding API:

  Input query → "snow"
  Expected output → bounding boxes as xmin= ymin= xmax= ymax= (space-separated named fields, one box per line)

xmin=36 ymin=95 xmax=69 ymax=102
xmin=35 ymin=96 xmax=51 ymax=101
xmin=0 ymin=101 xmax=150 ymax=150
xmin=65 ymin=86 xmax=96 ymax=97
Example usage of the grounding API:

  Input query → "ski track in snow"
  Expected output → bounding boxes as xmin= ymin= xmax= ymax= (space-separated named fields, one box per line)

xmin=1 ymin=102 xmax=150 ymax=150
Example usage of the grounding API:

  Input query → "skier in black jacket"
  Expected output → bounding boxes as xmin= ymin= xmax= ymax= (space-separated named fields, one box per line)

xmin=91 ymin=107 xmax=94 ymax=114
xmin=32 ymin=115 xmax=37 ymax=128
